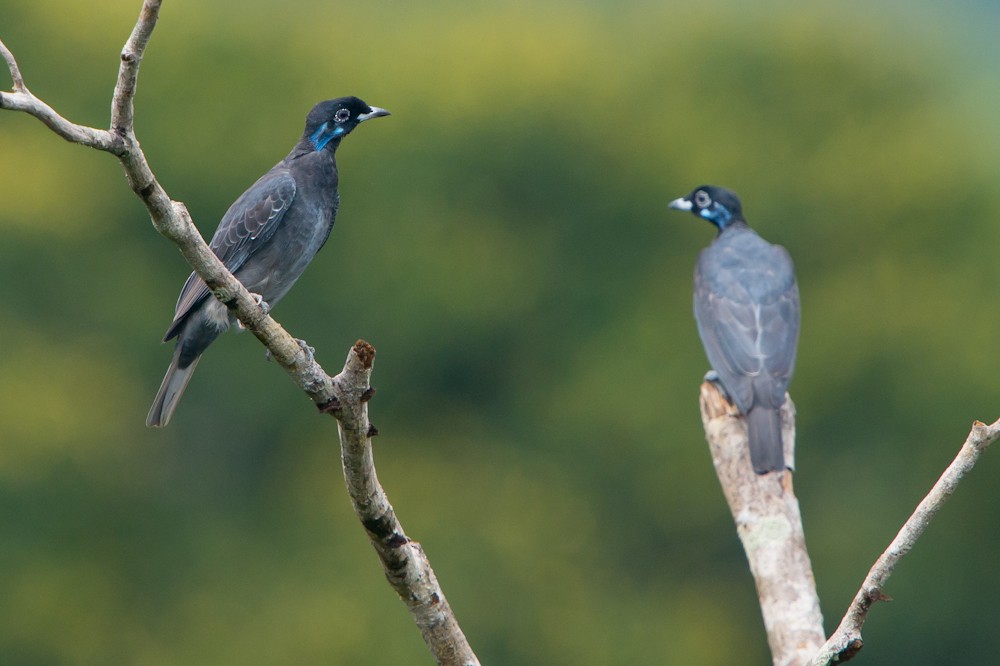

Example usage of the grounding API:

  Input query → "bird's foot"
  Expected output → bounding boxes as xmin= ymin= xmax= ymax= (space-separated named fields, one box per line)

xmin=252 ymin=293 xmax=271 ymax=314
xmin=703 ymin=370 xmax=732 ymax=401
xmin=295 ymin=338 xmax=316 ymax=362
xmin=238 ymin=293 xmax=271 ymax=330
xmin=264 ymin=339 xmax=316 ymax=363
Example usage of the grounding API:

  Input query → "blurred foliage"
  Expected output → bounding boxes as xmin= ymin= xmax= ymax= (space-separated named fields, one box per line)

xmin=1 ymin=0 xmax=999 ymax=663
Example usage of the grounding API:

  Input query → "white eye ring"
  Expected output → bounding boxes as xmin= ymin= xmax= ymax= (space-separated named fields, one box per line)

xmin=334 ymin=109 xmax=351 ymax=123
xmin=694 ymin=190 xmax=712 ymax=208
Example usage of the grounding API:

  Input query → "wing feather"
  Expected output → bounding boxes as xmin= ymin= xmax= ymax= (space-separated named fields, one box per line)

xmin=163 ymin=169 xmax=296 ymax=341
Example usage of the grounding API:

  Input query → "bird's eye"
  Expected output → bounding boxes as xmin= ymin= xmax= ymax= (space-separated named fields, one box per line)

xmin=334 ymin=109 xmax=351 ymax=123
xmin=694 ymin=190 xmax=712 ymax=208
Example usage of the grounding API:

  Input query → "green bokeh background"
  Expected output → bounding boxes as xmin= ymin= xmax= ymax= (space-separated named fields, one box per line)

xmin=2 ymin=1 xmax=998 ymax=663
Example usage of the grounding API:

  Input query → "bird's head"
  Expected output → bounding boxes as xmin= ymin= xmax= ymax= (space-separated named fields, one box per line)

xmin=305 ymin=96 xmax=390 ymax=152
xmin=668 ymin=185 xmax=745 ymax=231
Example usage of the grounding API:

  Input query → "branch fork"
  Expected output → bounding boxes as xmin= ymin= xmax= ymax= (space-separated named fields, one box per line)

xmin=700 ymin=381 xmax=1000 ymax=666
xmin=2 ymin=4 xmax=478 ymax=664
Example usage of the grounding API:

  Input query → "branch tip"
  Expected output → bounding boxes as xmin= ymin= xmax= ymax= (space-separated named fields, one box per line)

xmin=353 ymin=339 xmax=376 ymax=368
xmin=0 ymin=37 xmax=27 ymax=92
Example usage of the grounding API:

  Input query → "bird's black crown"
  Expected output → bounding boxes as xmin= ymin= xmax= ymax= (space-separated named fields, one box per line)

xmin=304 ymin=96 xmax=390 ymax=151
xmin=669 ymin=185 xmax=745 ymax=230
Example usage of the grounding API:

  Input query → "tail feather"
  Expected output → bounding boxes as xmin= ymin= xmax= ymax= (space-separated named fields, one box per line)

xmin=745 ymin=407 xmax=786 ymax=474
xmin=146 ymin=354 xmax=201 ymax=427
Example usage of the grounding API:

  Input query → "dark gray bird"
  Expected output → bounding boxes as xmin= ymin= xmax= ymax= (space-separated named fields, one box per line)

xmin=669 ymin=186 xmax=800 ymax=473
xmin=147 ymin=96 xmax=389 ymax=427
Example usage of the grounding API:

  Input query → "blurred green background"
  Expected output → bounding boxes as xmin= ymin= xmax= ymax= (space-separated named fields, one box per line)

xmin=2 ymin=0 xmax=998 ymax=663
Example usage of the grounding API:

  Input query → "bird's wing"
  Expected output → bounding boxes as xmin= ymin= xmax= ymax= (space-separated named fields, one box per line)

xmin=694 ymin=277 xmax=758 ymax=412
xmin=694 ymin=244 xmax=799 ymax=411
xmin=163 ymin=169 xmax=297 ymax=341
xmin=756 ymin=247 xmax=799 ymax=404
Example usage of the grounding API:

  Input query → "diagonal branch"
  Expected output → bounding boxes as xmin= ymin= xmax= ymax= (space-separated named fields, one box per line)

xmin=811 ymin=418 xmax=1000 ymax=665
xmin=1 ymin=3 xmax=479 ymax=664
xmin=0 ymin=0 xmax=328 ymax=398
xmin=111 ymin=0 xmax=160 ymax=135
xmin=332 ymin=341 xmax=481 ymax=666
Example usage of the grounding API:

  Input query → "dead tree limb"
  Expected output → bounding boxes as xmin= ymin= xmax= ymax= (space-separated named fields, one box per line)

xmin=332 ymin=341 xmax=480 ymax=665
xmin=699 ymin=381 xmax=826 ymax=666
xmin=811 ymin=418 xmax=1000 ymax=665
xmin=1 ymin=4 xmax=479 ymax=664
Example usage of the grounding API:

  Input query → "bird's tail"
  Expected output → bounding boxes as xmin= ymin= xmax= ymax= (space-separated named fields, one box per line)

xmin=146 ymin=353 xmax=202 ymax=428
xmin=745 ymin=407 xmax=786 ymax=474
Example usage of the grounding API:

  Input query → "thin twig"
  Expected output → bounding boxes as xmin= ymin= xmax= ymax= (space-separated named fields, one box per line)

xmin=0 ymin=36 xmax=27 ymax=92
xmin=811 ymin=418 xmax=1000 ymax=665
xmin=332 ymin=341 xmax=481 ymax=666
xmin=111 ymin=0 xmax=161 ymax=135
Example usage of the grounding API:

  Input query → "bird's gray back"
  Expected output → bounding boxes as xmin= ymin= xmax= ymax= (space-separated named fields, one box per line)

xmin=694 ymin=225 xmax=799 ymax=412
xmin=163 ymin=149 xmax=339 ymax=340
xmin=233 ymin=150 xmax=339 ymax=304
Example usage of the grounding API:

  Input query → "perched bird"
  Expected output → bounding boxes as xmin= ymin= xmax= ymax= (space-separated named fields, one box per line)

xmin=146 ymin=96 xmax=389 ymax=427
xmin=669 ymin=186 xmax=800 ymax=473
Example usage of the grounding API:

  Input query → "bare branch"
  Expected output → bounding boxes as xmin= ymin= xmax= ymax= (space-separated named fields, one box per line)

xmin=0 ymin=36 xmax=27 ymax=92
xmin=0 ymin=37 xmax=123 ymax=152
xmin=111 ymin=0 xmax=161 ymax=135
xmin=700 ymin=382 xmax=825 ymax=666
xmin=331 ymin=341 xmax=481 ymax=666
xmin=0 ymin=0 xmax=336 ymax=420
xmin=0 ymin=0 xmax=158 ymax=150
xmin=2 ymin=5 xmax=480 ymax=662
xmin=811 ymin=418 xmax=1000 ymax=665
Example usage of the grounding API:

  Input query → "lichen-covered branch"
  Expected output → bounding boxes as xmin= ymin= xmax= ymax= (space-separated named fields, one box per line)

xmin=330 ymin=341 xmax=480 ymax=666
xmin=699 ymin=381 xmax=826 ymax=666
xmin=1 ymin=3 xmax=478 ymax=663
xmin=811 ymin=418 xmax=1000 ymax=665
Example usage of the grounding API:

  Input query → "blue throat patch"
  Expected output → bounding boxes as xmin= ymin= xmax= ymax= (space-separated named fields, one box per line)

xmin=700 ymin=203 xmax=733 ymax=229
xmin=310 ymin=122 xmax=346 ymax=151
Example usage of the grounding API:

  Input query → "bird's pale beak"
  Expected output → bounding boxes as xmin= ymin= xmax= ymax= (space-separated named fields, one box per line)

xmin=358 ymin=107 xmax=391 ymax=122
xmin=668 ymin=197 xmax=693 ymax=211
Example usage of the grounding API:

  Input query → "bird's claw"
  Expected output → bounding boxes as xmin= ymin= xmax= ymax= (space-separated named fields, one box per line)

xmin=703 ymin=370 xmax=732 ymax=401
xmin=237 ymin=293 xmax=270 ymax=331
xmin=252 ymin=293 xmax=271 ymax=314
xmin=264 ymin=338 xmax=316 ymax=363
xmin=295 ymin=338 xmax=316 ymax=362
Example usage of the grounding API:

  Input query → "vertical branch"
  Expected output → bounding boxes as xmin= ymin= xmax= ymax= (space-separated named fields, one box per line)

xmin=700 ymin=381 xmax=825 ymax=666
xmin=330 ymin=341 xmax=481 ymax=666
xmin=111 ymin=0 xmax=161 ymax=136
